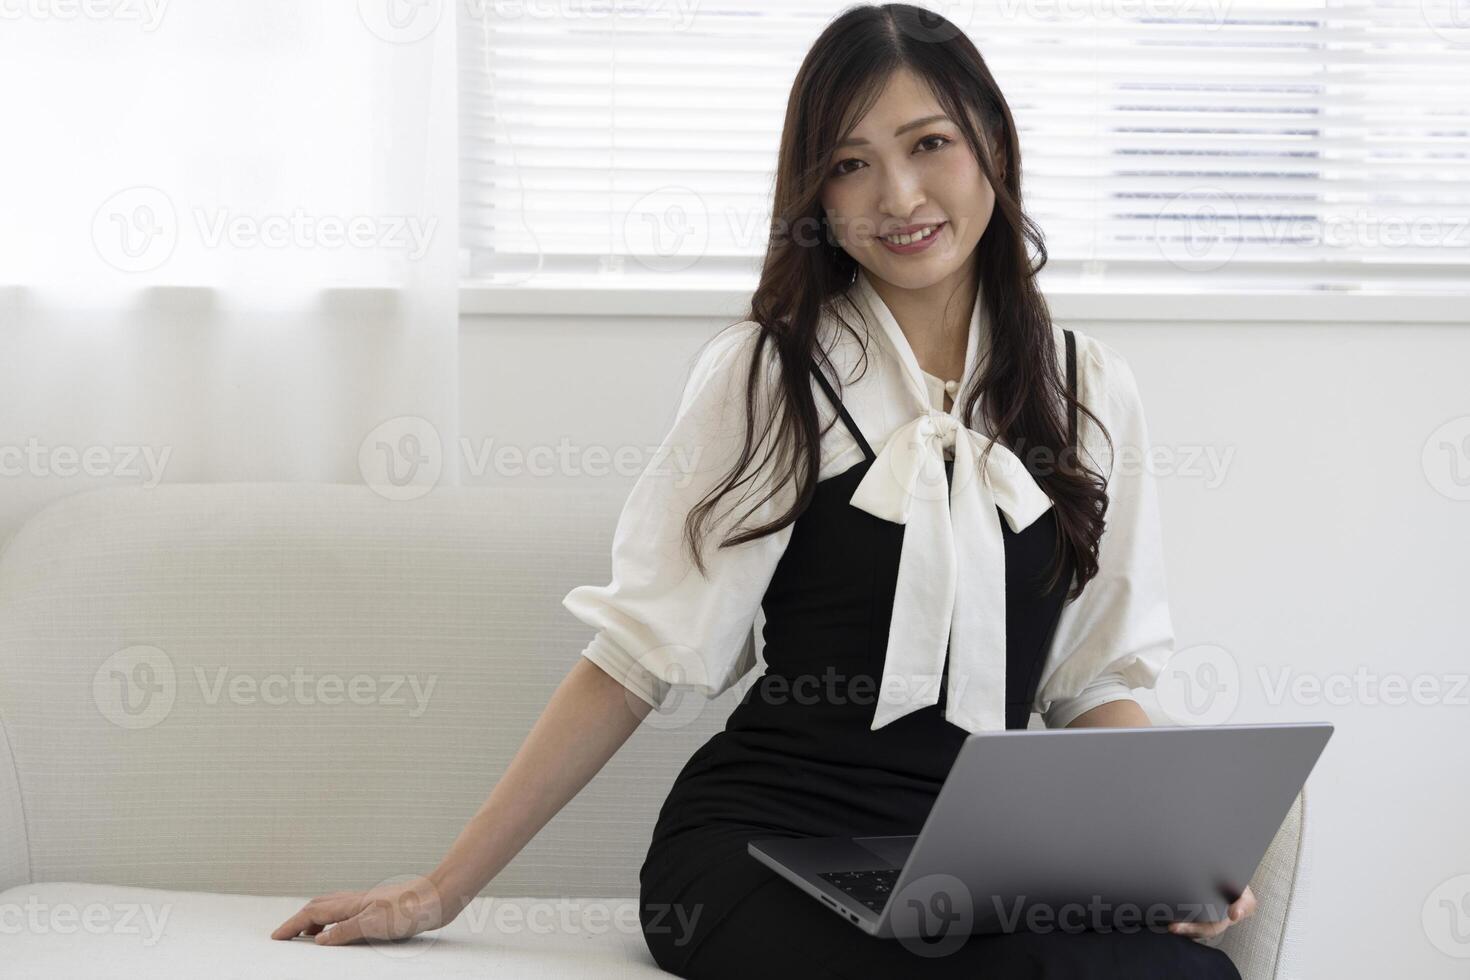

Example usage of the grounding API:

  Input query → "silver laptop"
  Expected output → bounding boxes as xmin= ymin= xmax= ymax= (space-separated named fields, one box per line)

xmin=748 ymin=721 xmax=1332 ymax=941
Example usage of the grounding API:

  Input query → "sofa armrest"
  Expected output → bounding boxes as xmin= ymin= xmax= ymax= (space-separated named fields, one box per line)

xmin=0 ymin=707 xmax=27 ymax=894
xmin=1210 ymin=786 xmax=1309 ymax=980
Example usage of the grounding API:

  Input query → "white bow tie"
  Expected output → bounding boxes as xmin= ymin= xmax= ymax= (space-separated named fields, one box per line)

xmin=848 ymin=409 xmax=1055 ymax=733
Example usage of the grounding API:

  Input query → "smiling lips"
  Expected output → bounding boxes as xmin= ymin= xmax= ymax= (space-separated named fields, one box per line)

xmin=878 ymin=221 xmax=946 ymax=253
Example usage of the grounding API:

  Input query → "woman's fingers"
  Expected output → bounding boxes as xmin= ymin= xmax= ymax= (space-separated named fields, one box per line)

xmin=313 ymin=913 xmax=367 ymax=946
xmin=273 ymin=876 xmax=448 ymax=946
xmin=1232 ymin=884 xmax=1258 ymax=920
xmin=1167 ymin=884 xmax=1257 ymax=939
xmin=270 ymin=894 xmax=365 ymax=941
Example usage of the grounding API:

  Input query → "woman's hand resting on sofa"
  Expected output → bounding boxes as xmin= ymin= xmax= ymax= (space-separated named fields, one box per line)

xmin=1168 ymin=884 xmax=1256 ymax=940
xmin=268 ymin=660 xmax=654 ymax=949
xmin=269 ymin=873 xmax=449 ymax=945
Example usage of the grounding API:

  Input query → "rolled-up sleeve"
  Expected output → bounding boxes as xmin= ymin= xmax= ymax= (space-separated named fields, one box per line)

xmin=1033 ymin=336 xmax=1175 ymax=728
xmin=1040 ymin=671 xmax=1137 ymax=729
xmin=562 ymin=322 xmax=796 ymax=710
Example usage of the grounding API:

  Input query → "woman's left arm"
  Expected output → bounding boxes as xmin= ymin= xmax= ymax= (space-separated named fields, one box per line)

xmin=1064 ymin=697 xmax=1151 ymax=729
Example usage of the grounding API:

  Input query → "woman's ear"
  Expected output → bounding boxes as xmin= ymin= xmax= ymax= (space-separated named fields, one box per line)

xmin=985 ymin=129 xmax=1007 ymax=182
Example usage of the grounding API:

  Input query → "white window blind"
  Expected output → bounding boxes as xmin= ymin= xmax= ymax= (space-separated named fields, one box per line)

xmin=459 ymin=1 xmax=1470 ymax=294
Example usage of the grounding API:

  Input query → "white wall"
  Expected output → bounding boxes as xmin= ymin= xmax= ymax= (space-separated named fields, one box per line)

xmin=463 ymin=308 xmax=1470 ymax=979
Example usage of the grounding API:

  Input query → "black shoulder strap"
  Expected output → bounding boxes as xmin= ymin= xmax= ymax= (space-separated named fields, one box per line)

xmin=808 ymin=359 xmax=876 ymax=462
xmin=1064 ymin=328 xmax=1078 ymax=447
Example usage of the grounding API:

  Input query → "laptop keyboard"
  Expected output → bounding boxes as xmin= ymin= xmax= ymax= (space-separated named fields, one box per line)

xmin=817 ymin=868 xmax=899 ymax=914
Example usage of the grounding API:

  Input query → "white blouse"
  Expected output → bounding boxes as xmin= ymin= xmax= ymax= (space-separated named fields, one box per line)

xmin=562 ymin=267 xmax=1169 ymax=731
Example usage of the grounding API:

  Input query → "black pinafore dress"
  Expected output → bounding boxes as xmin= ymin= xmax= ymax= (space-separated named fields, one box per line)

xmin=637 ymin=333 xmax=1240 ymax=980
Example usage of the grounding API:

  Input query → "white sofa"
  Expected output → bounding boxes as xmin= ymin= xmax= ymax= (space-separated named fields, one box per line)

xmin=0 ymin=483 xmax=1310 ymax=978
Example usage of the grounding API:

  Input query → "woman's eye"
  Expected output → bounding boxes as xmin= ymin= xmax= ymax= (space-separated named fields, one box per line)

xmin=829 ymin=135 xmax=951 ymax=178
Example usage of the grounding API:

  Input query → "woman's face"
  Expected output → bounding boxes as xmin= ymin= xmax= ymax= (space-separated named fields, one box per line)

xmin=819 ymin=67 xmax=1000 ymax=291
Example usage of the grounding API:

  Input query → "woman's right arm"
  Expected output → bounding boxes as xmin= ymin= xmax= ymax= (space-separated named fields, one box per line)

xmin=429 ymin=656 xmax=655 ymax=921
xmin=269 ymin=656 xmax=653 ymax=944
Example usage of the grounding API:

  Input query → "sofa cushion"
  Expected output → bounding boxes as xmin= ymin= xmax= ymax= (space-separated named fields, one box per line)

xmin=2 ymin=881 xmax=668 ymax=978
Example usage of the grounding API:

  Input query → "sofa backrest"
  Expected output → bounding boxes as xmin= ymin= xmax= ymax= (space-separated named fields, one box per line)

xmin=0 ymin=483 xmax=739 ymax=898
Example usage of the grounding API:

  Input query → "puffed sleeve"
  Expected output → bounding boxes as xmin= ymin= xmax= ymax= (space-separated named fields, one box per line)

xmin=561 ymin=321 xmax=797 ymax=709
xmin=1033 ymin=333 xmax=1174 ymax=728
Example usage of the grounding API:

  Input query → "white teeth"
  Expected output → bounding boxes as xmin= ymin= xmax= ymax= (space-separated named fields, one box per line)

xmin=883 ymin=224 xmax=940 ymax=246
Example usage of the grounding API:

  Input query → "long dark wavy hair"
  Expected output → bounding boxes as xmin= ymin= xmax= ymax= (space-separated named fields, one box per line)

xmin=683 ymin=2 xmax=1112 ymax=602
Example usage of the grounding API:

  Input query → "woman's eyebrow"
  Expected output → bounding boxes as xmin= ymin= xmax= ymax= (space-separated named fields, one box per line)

xmin=836 ymin=114 xmax=951 ymax=148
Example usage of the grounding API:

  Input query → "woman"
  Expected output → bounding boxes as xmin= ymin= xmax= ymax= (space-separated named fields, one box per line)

xmin=270 ymin=4 xmax=1254 ymax=975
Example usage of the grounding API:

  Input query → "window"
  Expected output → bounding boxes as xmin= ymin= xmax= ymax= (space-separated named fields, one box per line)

xmin=459 ymin=1 xmax=1470 ymax=295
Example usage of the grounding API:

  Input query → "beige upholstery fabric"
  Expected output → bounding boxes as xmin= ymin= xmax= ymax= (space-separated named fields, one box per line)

xmin=1216 ymin=787 xmax=1310 ymax=980
xmin=0 ymin=483 xmax=1303 ymax=978
xmin=0 ymin=882 xmax=667 ymax=978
